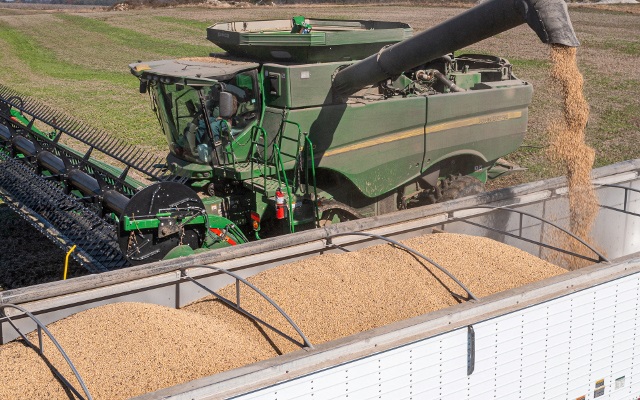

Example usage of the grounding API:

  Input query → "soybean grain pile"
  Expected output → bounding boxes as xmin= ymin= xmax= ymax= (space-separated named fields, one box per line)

xmin=547 ymin=45 xmax=599 ymax=269
xmin=0 ymin=233 xmax=565 ymax=399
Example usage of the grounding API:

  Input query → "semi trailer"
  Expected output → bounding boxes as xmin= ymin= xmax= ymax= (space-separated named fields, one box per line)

xmin=1 ymin=159 xmax=639 ymax=399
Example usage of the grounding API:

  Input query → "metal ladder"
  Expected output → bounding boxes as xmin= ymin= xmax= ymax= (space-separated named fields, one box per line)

xmin=225 ymin=118 xmax=319 ymax=233
xmin=273 ymin=120 xmax=319 ymax=232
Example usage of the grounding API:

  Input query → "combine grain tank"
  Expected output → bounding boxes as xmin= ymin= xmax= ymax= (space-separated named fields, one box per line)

xmin=0 ymin=0 xmax=579 ymax=269
xmin=1 ymin=159 xmax=639 ymax=399
xmin=207 ymin=18 xmax=413 ymax=62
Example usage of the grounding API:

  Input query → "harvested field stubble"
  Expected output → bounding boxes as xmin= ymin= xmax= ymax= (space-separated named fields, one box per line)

xmin=0 ymin=233 xmax=565 ymax=399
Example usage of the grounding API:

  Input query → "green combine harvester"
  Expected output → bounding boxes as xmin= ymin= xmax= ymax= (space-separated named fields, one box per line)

xmin=0 ymin=0 xmax=579 ymax=272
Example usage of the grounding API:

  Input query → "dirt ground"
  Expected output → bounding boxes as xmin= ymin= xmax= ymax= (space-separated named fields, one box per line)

xmin=0 ymin=2 xmax=638 ymax=289
xmin=0 ymin=205 xmax=84 ymax=290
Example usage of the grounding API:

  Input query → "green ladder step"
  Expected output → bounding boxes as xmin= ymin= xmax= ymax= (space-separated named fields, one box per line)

xmin=215 ymin=161 xmax=277 ymax=180
xmin=242 ymin=176 xmax=282 ymax=197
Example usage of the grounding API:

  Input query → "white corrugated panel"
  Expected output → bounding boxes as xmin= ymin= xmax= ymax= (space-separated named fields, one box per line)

xmin=231 ymin=272 xmax=640 ymax=400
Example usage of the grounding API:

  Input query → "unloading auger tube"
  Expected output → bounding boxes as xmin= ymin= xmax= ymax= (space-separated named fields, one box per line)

xmin=332 ymin=0 xmax=580 ymax=95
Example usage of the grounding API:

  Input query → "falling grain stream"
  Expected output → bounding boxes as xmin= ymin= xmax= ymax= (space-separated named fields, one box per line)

xmin=547 ymin=45 xmax=600 ymax=269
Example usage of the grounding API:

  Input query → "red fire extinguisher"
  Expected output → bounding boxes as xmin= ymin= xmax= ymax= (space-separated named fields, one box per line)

xmin=275 ymin=188 xmax=286 ymax=220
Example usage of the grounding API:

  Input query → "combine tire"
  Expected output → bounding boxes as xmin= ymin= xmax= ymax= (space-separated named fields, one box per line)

xmin=437 ymin=175 xmax=485 ymax=202
xmin=205 ymin=182 xmax=216 ymax=197
xmin=318 ymin=199 xmax=363 ymax=227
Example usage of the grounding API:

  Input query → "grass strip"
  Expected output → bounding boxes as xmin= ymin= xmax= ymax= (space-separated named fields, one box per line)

xmin=0 ymin=22 xmax=129 ymax=84
xmin=581 ymin=38 xmax=640 ymax=56
xmin=153 ymin=16 xmax=211 ymax=31
xmin=57 ymin=14 xmax=215 ymax=57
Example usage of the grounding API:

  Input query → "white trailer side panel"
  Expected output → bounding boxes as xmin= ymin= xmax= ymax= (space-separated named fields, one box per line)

xmin=230 ymin=272 xmax=640 ymax=400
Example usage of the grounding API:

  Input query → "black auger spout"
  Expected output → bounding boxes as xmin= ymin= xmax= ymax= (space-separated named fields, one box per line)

xmin=332 ymin=0 xmax=579 ymax=96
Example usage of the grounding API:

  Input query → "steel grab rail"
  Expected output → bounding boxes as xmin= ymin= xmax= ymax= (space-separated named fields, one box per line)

xmin=0 ymin=303 xmax=93 ymax=400
xmin=183 ymin=265 xmax=313 ymax=349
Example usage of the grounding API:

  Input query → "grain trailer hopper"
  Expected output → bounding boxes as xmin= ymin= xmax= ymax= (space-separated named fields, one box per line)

xmin=1 ymin=159 xmax=639 ymax=399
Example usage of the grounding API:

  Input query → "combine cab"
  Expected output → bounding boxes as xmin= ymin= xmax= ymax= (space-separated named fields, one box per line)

xmin=0 ymin=0 xmax=579 ymax=270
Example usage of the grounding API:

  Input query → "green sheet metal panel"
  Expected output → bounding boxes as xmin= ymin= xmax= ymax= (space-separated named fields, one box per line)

xmin=263 ymin=62 xmax=347 ymax=109
xmin=269 ymin=82 xmax=532 ymax=198
xmin=207 ymin=18 xmax=412 ymax=63
xmin=323 ymin=28 xmax=410 ymax=46
xmin=237 ymin=32 xmax=327 ymax=46
xmin=274 ymin=96 xmax=427 ymax=197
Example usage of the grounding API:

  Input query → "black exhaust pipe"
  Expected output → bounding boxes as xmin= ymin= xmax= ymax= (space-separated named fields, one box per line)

xmin=332 ymin=0 xmax=579 ymax=95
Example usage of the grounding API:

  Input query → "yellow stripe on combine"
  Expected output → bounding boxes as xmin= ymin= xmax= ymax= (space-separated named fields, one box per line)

xmin=323 ymin=110 xmax=523 ymax=157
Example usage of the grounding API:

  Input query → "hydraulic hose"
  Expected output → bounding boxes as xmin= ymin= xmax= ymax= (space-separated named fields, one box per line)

xmin=417 ymin=70 xmax=466 ymax=93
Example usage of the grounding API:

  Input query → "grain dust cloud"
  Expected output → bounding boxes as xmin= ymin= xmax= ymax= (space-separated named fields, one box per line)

xmin=546 ymin=45 xmax=599 ymax=269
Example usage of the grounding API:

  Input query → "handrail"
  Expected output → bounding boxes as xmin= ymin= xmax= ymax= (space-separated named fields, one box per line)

xmin=0 ymin=304 xmax=93 ymax=400
xmin=223 ymin=142 xmax=237 ymax=170
xmin=281 ymin=120 xmax=306 ymax=192
xmin=222 ymin=121 xmax=238 ymax=170
xmin=451 ymin=206 xmax=609 ymax=263
xmin=221 ymin=122 xmax=257 ymax=170
xmin=280 ymin=119 xmax=306 ymax=234
xmin=304 ymin=134 xmax=320 ymax=223
xmin=277 ymin=119 xmax=320 ymax=229
xmin=599 ymin=184 xmax=640 ymax=218
xmin=248 ymin=125 xmax=269 ymax=192
xmin=324 ymin=232 xmax=479 ymax=301
xmin=182 ymin=265 xmax=313 ymax=349
xmin=273 ymin=143 xmax=294 ymax=233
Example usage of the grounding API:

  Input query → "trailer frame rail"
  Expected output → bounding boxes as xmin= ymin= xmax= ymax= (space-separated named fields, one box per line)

xmin=181 ymin=265 xmax=313 ymax=349
xmin=449 ymin=206 xmax=609 ymax=264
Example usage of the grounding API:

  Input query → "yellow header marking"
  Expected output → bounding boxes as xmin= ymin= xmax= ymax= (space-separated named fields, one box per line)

xmin=323 ymin=110 xmax=523 ymax=157
xmin=134 ymin=64 xmax=152 ymax=72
